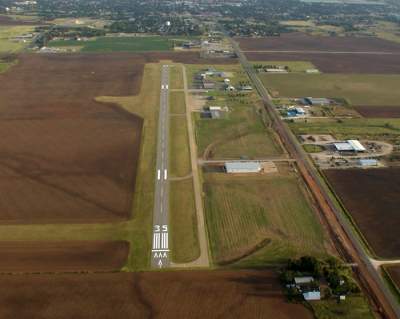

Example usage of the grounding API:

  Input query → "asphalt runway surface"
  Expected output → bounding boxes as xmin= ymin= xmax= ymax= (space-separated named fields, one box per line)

xmin=151 ymin=65 xmax=170 ymax=269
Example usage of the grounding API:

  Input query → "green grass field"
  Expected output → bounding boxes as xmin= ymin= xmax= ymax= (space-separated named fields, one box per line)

xmin=169 ymin=115 xmax=191 ymax=178
xmin=261 ymin=74 xmax=400 ymax=106
xmin=170 ymin=91 xmax=186 ymax=114
xmin=0 ymin=63 xmax=161 ymax=271
xmin=303 ymin=144 xmax=324 ymax=153
xmin=195 ymin=99 xmax=282 ymax=159
xmin=203 ymin=171 xmax=326 ymax=266
xmin=0 ymin=26 xmax=34 ymax=53
xmin=170 ymin=65 xmax=184 ymax=90
xmin=48 ymin=36 xmax=188 ymax=52
xmin=311 ymin=296 xmax=374 ymax=319
xmin=169 ymin=179 xmax=200 ymax=263
xmin=290 ymin=118 xmax=400 ymax=142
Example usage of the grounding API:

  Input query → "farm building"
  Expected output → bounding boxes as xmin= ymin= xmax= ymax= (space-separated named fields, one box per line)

xmin=302 ymin=97 xmax=331 ymax=106
xmin=266 ymin=68 xmax=288 ymax=73
xmin=359 ymin=159 xmax=378 ymax=167
xmin=240 ymin=85 xmax=253 ymax=91
xmin=294 ymin=277 xmax=314 ymax=285
xmin=224 ymin=78 xmax=230 ymax=84
xmin=287 ymin=107 xmax=306 ymax=117
xmin=334 ymin=140 xmax=366 ymax=152
xmin=202 ymin=106 xmax=222 ymax=119
xmin=305 ymin=69 xmax=320 ymax=74
xmin=226 ymin=85 xmax=235 ymax=92
xmin=224 ymin=162 xmax=262 ymax=174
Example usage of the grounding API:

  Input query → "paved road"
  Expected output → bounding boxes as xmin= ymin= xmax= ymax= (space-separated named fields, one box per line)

xmin=151 ymin=65 xmax=170 ymax=269
xmin=226 ymin=34 xmax=400 ymax=318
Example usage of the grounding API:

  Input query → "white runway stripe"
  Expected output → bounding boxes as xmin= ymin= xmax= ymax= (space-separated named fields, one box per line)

xmin=161 ymin=233 xmax=168 ymax=249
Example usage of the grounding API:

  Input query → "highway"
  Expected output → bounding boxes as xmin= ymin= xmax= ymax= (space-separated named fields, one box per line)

xmin=227 ymin=35 xmax=400 ymax=318
xmin=151 ymin=65 xmax=170 ymax=269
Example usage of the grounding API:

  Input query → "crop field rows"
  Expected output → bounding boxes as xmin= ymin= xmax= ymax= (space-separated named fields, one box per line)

xmin=203 ymin=170 xmax=327 ymax=266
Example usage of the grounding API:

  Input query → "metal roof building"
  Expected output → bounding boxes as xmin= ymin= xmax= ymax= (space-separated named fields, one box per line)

xmin=303 ymin=97 xmax=331 ymax=106
xmin=334 ymin=140 xmax=366 ymax=152
xmin=225 ymin=162 xmax=262 ymax=174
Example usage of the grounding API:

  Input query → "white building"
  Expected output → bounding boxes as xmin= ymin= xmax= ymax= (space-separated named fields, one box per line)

xmin=334 ymin=140 xmax=366 ymax=152
xmin=225 ymin=162 xmax=262 ymax=174
xmin=303 ymin=291 xmax=321 ymax=301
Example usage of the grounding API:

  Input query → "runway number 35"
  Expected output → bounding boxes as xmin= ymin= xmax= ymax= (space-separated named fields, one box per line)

xmin=154 ymin=225 xmax=168 ymax=232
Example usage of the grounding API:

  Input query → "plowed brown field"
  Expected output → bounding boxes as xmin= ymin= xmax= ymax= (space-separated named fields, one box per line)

xmin=237 ymin=33 xmax=400 ymax=52
xmin=0 ymin=54 xmax=144 ymax=223
xmin=386 ymin=266 xmax=400 ymax=290
xmin=0 ymin=241 xmax=128 ymax=272
xmin=0 ymin=270 xmax=312 ymax=319
xmin=324 ymin=168 xmax=400 ymax=259
xmin=354 ymin=105 xmax=400 ymax=118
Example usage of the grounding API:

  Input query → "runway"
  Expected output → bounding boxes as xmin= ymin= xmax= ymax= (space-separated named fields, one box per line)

xmin=151 ymin=65 xmax=170 ymax=269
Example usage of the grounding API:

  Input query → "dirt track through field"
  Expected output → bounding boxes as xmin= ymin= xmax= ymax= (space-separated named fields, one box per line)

xmin=0 ymin=270 xmax=313 ymax=319
xmin=0 ymin=241 xmax=129 ymax=272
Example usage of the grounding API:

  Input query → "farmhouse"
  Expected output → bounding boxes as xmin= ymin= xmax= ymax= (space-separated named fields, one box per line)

xmin=302 ymin=97 xmax=331 ymax=106
xmin=334 ymin=140 xmax=366 ymax=152
xmin=224 ymin=162 xmax=262 ymax=174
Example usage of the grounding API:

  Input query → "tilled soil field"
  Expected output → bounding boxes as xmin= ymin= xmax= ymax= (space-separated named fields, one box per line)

xmin=0 ymin=52 xmax=235 ymax=224
xmin=245 ymin=52 xmax=400 ymax=74
xmin=324 ymin=168 xmax=400 ymax=259
xmin=354 ymin=105 xmax=400 ymax=118
xmin=0 ymin=241 xmax=128 ymax=273
xmin=386 ymin=266 xmax=400 ymax=291
xmin=0 ymin=270 xmax=312 ymax=319
xmin=0 ymin=54 xmax=145 ymax=223
xmin=236 ymin=33 xmax=400 ymax=52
